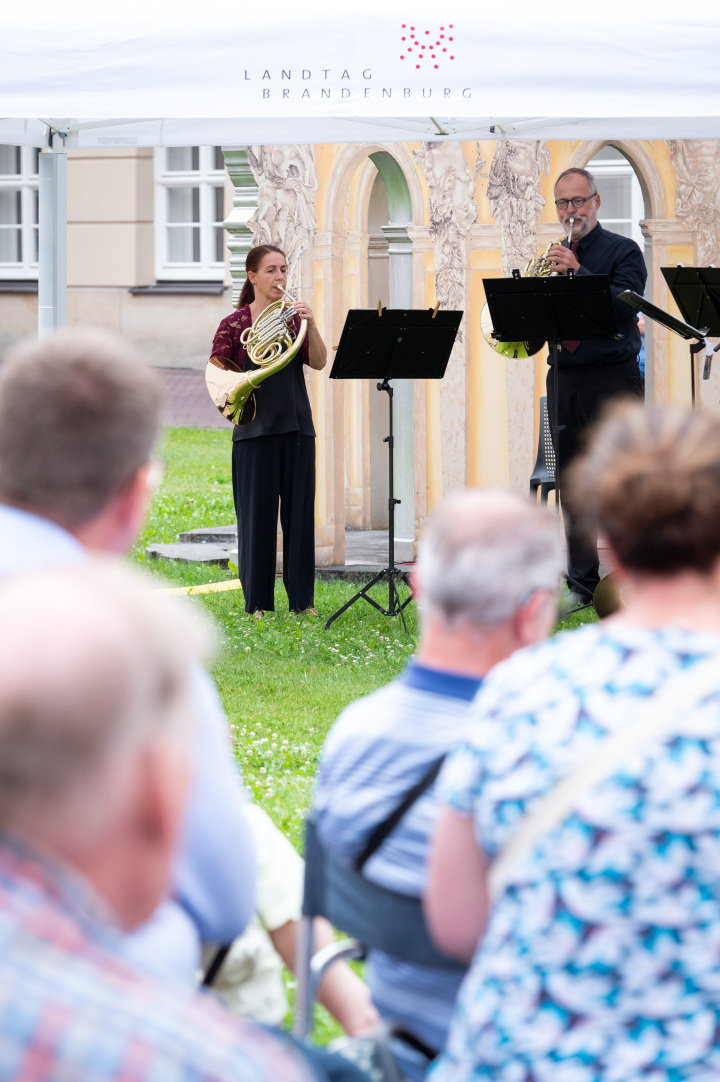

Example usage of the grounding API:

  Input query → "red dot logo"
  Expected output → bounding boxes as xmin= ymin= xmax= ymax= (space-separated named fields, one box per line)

xmin=399 ymin=22 xmax=458 ymax=68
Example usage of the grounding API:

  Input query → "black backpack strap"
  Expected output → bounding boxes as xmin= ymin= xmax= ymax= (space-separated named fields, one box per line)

xmin=354 ymin=756 xmax=446 ymax=873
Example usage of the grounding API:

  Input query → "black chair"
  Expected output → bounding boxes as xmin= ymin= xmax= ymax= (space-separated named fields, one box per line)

xmin=294 ymin=818 xmax=465 ymax=1052
xmin=529 ymin=396 xmax=556 ymax=503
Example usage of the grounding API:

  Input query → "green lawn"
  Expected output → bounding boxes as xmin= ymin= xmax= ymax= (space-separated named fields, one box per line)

xmin=133 ymin=427 xmax=419 ymax=846
xmin=134 ymin=426 xmax=596 ymax=843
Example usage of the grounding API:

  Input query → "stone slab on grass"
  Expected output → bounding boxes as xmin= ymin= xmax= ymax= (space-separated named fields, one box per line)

xmin=146 ymin=542 xmax=232 ymax=566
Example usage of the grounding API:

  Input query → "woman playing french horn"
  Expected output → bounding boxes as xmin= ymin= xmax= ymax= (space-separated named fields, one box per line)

xmin=209 ymin=245 xmax=327 ymax=617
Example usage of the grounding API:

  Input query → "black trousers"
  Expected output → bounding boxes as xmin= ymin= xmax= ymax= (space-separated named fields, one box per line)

xmin=232 ymin=433 xmax=315 ymax=613
xmin=547 ymin=360 xmax=643 ymax=595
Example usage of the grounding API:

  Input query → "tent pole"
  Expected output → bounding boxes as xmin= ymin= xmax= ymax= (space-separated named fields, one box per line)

xmin=38 ymin=148 xmax=67 ymax=337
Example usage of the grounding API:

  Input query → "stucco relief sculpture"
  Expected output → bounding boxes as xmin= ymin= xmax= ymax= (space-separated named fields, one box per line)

xmin=485 ymin=141 xmax=551 ymax=277
xmin=485 ymin=140 xmax=550 ymax=493
xmin=414 ymin=142 xmax=483 ymax=495
xmin=245 ymin=145 xmax=319 ymax=290
xmin=668 ymin=140 xmax=720 ymax=266
xmin=414 ymin=142 xmax=481 ymax=343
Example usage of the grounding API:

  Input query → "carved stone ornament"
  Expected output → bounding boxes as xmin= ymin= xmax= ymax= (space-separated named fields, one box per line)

xmin=486 ymin=140 xmax=551 ymax=278
xmin=413 ymin=141 xmax=481 ymax=344
xmin=245 ymin=145 xmax=320 ymax=291
xmin=668 ymin=140 xmax=720 ymax=267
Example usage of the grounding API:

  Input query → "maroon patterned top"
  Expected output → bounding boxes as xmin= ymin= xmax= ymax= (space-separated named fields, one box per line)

xmin=210 ymin=305 xmax=314 ymax=442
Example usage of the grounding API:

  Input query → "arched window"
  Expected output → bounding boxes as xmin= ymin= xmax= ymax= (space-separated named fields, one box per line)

xmin=587 ymin=146 xmax=644 ymax=248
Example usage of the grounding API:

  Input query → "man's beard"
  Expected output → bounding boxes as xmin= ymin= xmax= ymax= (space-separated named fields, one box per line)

xmin=567 ymin=216 xmax=590 ymax=239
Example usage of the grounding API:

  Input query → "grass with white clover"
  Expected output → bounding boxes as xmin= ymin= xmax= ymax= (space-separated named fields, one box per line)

xmin=134 ymin=426 xmax=596 ymax=839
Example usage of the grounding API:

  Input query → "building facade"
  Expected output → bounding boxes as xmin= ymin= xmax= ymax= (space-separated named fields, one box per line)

xmin=0 ymin=138 xmax=715 ymax=565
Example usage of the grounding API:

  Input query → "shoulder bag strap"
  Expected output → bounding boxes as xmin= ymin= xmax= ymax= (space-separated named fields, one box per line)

xmin=489 ymin=652 xmax=720 ymax=902
xmin=354 ymin=756 xmax=446 ymax=873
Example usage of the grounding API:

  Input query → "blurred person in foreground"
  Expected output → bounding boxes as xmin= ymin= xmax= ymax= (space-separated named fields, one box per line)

xmin=0 ymin=565 xmax=360 ymax=1082
xmin=312 ymin=490 xmax=563 ymax=1079
xmin=0 ymin=329 xmax=255 ymax=980
xmin=427 ymin=402 xmax=720 ymax=1082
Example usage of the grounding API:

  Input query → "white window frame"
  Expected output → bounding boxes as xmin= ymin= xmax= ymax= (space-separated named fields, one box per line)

xmin=153 ymin=146 xmax=226 ymax=281
xmin=0 ymin=146 xmax=39 ymax=280
xmin=588 ymin=148 xmax=645 ymax=250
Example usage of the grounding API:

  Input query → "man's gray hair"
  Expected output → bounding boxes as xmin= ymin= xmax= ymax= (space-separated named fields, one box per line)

xmin=417 ymin=489 xmax=563 ymax=627
xmin=554 ymin=167 xmax=598 ymax=196
xmin=0 ymin=561 xmax=213 ymax=837
xmin=0 ymin=328 xmax=162 ymax=528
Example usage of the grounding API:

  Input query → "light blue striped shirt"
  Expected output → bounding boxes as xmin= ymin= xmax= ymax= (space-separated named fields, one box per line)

xmin=0 ymin=503 xmax=255 ymax=983
xmin=313 ymin=661 xmax=481 ymax=1076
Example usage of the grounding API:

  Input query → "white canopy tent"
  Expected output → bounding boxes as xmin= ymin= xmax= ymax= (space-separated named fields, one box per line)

xmin=3 ymin=0 xmax=720 ymax=330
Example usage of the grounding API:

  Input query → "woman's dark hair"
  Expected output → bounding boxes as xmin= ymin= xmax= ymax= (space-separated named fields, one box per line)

xmin=237 ymin=245 xmax=286 ymax=308
xmin=567 ymin=401 xmax=720 ymax=575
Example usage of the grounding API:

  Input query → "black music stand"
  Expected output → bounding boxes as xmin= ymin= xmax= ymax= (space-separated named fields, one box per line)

xmin=323 ymin=306 xmax=461 ymax=632
xmin=483 ymin=273 xmax=617 ymax=609
xmin=663 ymin=267 xmax=720 ymax=398
xmin=620 ymin=287 xmax=711 ymax=404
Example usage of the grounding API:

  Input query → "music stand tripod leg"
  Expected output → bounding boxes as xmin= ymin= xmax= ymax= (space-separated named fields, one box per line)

xmin=323 ymin=378 xmax=414 ymax=632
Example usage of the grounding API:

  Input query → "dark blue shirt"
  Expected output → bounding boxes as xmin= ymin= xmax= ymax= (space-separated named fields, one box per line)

xmin=558 ymin=223 xmax=647 ymax=369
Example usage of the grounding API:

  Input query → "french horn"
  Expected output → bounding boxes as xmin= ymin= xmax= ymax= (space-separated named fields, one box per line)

xmin=205 ymin=286 xmax=307 ymax=426
xmin=481 ymin=225 xmax=573 ymax=359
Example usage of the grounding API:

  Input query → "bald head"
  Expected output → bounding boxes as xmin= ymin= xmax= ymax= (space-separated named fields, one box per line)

xmin=417 ymin=489 xmax=563 ymax=628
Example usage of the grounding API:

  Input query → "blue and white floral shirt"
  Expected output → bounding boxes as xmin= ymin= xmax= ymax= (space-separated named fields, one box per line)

xmin=432 ymin=622 xmax=720 ymax=1082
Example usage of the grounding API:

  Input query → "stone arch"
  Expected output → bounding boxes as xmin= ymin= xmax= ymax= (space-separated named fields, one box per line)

xmin=323 ymin=143 xmax=424 ymax=236
xmin=568 ymin=140 xmax=665 ymax=220
xmin=321 ymin=145 xmax=421 ymax=547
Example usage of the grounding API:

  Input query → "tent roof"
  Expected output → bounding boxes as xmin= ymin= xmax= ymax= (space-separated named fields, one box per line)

xmin=3 ymin=0 xmax=720 ymax=146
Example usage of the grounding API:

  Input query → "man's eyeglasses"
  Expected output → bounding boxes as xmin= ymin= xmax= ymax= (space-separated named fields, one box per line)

xmin=554 ymin=195 xmax=597 ymax=210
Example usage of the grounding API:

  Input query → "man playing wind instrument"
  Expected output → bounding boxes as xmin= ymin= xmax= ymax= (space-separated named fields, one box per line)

xmin=544 ymin=166 xmax=646 ymax=601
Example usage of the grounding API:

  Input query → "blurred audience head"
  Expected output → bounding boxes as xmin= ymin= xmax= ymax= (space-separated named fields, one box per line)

xmin=0 ymin=562 xmax=212 ymax=927
xmin=416 ymin=489 xmax=563 ymax=635
xmin=568 ymin=402 xmax=720 ymax=576
xmin=0 ymin=328 xmax=162 ymax=547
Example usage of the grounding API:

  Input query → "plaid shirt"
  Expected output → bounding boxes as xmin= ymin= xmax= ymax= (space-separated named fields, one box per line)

xmin=0 ymin=837 xmax=314 ymax=1082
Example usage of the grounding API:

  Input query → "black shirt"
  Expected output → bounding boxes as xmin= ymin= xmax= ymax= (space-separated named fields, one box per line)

xmin=210 ymin=305 xmax=315 ymax=442
xmin=556 ymin=223 xmax=647 ymax=369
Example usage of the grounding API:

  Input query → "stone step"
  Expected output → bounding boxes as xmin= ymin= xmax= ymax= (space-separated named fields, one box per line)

xmin=146 ymin=527 xmax=412 ymax=573
xmin=178 ymin=524 xmax=237 ymax=543
xmin=146 ymin=542 xmax=233 ymax=566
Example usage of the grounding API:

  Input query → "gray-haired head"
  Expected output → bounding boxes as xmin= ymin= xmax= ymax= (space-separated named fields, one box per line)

xmin=0 ymin=561 xmax=213 ymax=845
xmin=416 ymin=489 xmax=563 ymax=628
xmin=554 ymin=167 xmax=598 ymax=196
xmin=0 ymin=328 xmax=162 ymax=529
